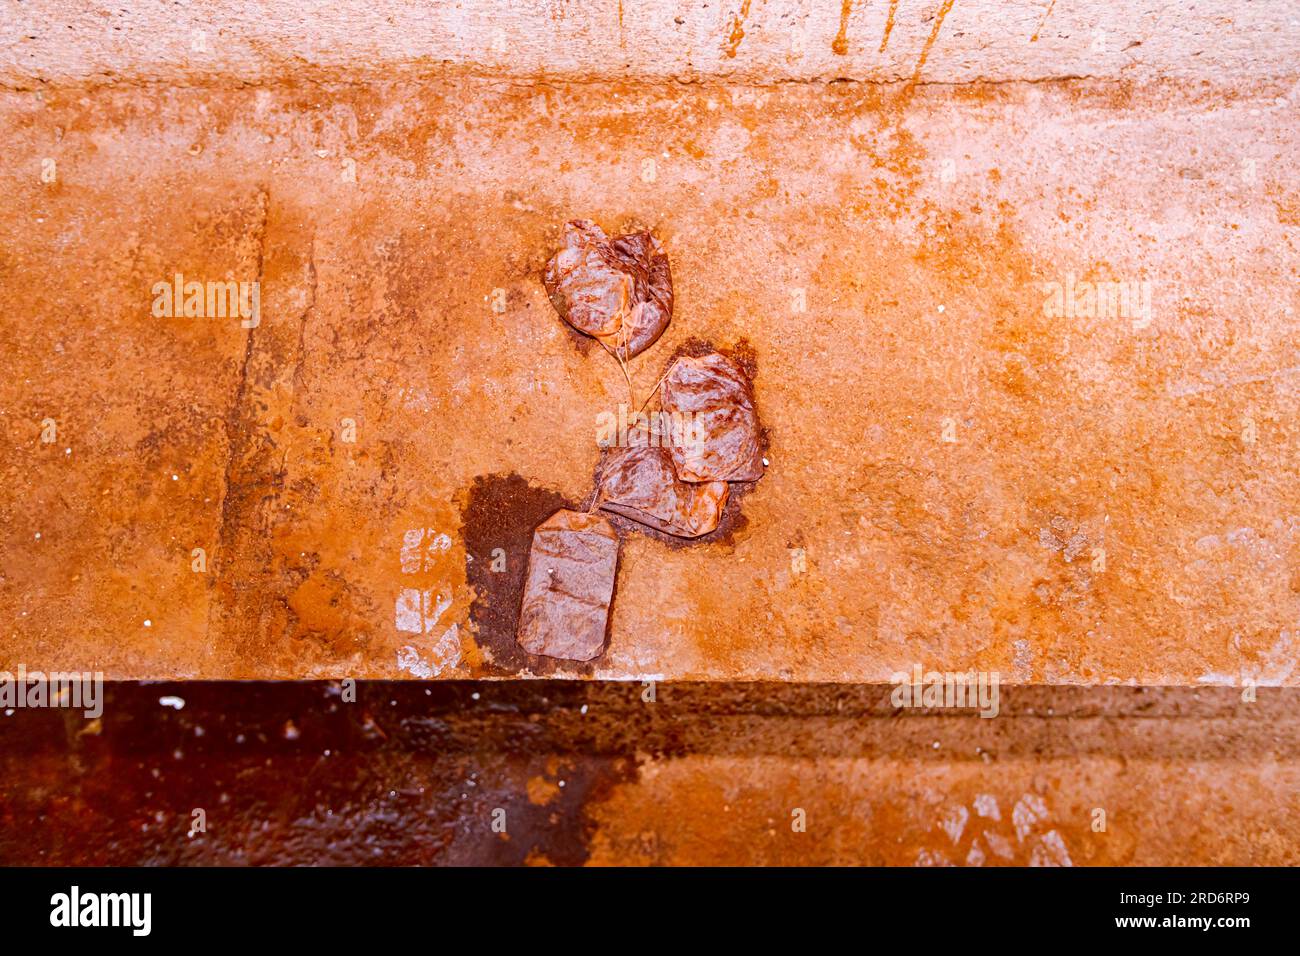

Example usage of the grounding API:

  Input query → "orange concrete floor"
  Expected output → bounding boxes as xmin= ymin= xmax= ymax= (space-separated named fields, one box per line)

xmin=3 ymin=74 xmax=1297 ymax=681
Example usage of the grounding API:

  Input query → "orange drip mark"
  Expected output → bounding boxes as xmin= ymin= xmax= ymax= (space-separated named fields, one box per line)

xmin=1030 ymin=0 xmax=1057 ymax=42
xmin=879 ymin=0 xmax=899 ymax=53
xmin=723 ymin=0 xmax=753 ymax=58
xmin=910 ymin=0 xmax=955 ymax=84
xmin=832 ymin=0 xmax=853 ymax=56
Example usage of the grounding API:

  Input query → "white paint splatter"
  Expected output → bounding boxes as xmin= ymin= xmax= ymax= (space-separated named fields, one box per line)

xmin=1013 ymin=793 xmax=1049 ymax=842
xmin=940 ymin=803 xmax=969 ymax=844
xmin=395 ymin=587 xmax=452 ymax=634
xmin=973 ymin=793 xmax=1001 ymax=820
xmin=396 ymin=625 xmax=462 ymax=678
xmin=1031 ymin=829 xmax=1074 ymax=867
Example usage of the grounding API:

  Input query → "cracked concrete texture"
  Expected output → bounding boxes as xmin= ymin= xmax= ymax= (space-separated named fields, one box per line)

xmin=1 ymin=74 xmax=1298 ymax=680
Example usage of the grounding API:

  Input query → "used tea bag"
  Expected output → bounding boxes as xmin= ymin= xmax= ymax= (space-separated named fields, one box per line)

xmin=596 ymin=445 xmax=729 ymax=538
xmin=516 ymin=509 xmax=620 ymax=661
xmin=543 ymin=220 xmax=672 ymax=358
xmin=661 ymin=351 xmax=764 ymax=482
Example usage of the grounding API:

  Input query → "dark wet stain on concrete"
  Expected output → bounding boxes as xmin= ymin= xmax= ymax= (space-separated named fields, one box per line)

xmin=460 ymin=472 xmax=604 ymax=675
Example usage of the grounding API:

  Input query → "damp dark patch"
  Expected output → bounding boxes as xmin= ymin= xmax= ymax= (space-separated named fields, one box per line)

xmin=0 ymin=680 xmax=645 ymax=866
xmin=667 ymin=335 xmax=760 ymax=392
xmin=460 ymin=473 xmax=606 ymax=676
xmin=475 ymin=753 xmax=638 ymax=867
xmin=668 ymin=334 xmax=757 ymax=377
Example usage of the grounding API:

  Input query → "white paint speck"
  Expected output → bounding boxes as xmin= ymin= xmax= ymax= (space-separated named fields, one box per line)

xmin=159 ymin=696 xmax=185 ymax=710
xmin=143 ymin=619 xmax=152 ymax=627
xmin=973 ymin=793 xmax=1000 ymax=820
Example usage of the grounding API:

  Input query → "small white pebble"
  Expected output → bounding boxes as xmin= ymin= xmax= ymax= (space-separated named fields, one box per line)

xmin=159 ymin=696 xmax=185 ymax=710
xmin=933 ymin=740 xmax=940 ymax=749
xmin=34 ymin=532 xmax=41 ymax=540
xmin=937 ymin=304 xmax=946 ymax=313
xmin=762 ymin=457 xmax=770 ymax=467
xmin=143 ymin=619 xmax=152 ymax=627
xmin=65 ymin=448 xmax=71 ymax=455
xmin=471 ymin=692 xmax=480 ymax=700
xmin=580 ymin=704 xmax=588 ymax=715
xmin=171 ymin=474 xmax=178 ymax=481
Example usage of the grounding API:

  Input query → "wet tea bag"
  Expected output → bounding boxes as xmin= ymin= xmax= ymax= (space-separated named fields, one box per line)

xmin=596 ymin=445 xmax=728 ymax=538
xmin=661 ymin=351 xmax=764 ymax=482
xmin=516 ymin=509 xmax=620 ymax=661
xmin=543 ymin=220 xmax=672 ymax=358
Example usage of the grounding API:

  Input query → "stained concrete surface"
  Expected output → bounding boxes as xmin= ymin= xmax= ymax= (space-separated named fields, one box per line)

xmin=5 ymin=1 xmax=1299 ymax=87
xmin=1 ymin=682 xmax=1296 ymax=865
xmin=2 ymin=74 xmax=1297 ymax=681
xmin=3 ymin=0 xmax=1296 ymax=874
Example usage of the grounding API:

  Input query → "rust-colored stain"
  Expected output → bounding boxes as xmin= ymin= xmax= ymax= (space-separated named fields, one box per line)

xmin=832 ymin=0 xmax=853 ymax=56
xmin=912 ymin=0 xmax=957 ymax=83
xmin=1031 ymin=0 xmax=1058 ymax=43
xmin=527 ymin=774 xmax=563 ymax=806
xmin=880 ymin=0 xmax=900 ymax=53
xmin=723 ymin=0 xmax=753 ymax=58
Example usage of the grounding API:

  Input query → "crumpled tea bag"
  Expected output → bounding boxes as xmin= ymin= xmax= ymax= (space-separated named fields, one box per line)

xmin=516 ymin=509 xmax=620 ymax=661
xmin=596 ymin=445 xmax=729 ymax=538
xmin=661 ymin=351 xmax=764 ymax=482
xmin=543 ymin=220 xmax=672 ymax=358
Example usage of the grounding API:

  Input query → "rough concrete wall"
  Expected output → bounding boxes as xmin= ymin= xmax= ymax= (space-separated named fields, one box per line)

xmin=3 ymin=0 xmax=1299 ymax=88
